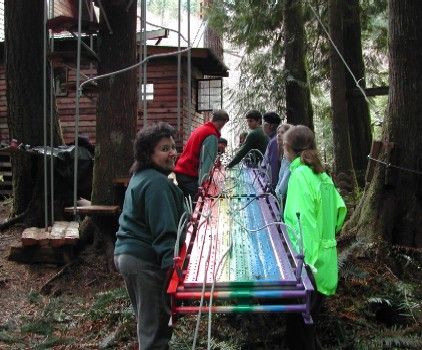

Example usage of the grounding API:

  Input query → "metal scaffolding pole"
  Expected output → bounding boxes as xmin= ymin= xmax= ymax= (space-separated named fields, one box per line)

xmin=43 ymin=0 xmax=48 ymax=231
xmin=49 ymin=0 xmax=55 ymax=225
xmin=177 ymin=0 xmax=181 ymax=137
xmin=187 ymin=0 xmax=192 ymax=133
xmin=73 ymin=0 xmax=83 ymax=215
xmin=142 ymin=0 xmax=148 ymax=123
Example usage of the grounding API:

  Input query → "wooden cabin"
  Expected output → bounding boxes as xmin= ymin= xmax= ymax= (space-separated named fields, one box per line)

xmin=0 ymin=38 xmax=229 ymax=145
xmin=0 ymin=14 xmax=228 ymax=196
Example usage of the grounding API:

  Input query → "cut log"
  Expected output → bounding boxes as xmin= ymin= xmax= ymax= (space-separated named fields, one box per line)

xmin=8 ymin=243 xmax=74 ymax=265
xmin=22 ymin=227 xmax=49 ymax=247
xmin=21 ymin=221 xmax=80 ymax=247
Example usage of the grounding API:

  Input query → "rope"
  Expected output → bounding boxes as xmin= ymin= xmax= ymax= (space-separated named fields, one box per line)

xmin=367 ymin=155 xmax=422 ymax=176
xmin=79 ymin=47 xmax=192 ymax=91
xmin=305 ymin=0 xmax=372 ymax=105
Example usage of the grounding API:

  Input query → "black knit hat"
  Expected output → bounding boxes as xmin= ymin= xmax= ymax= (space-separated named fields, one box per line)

xmin=263 ymin=112 xmax=281 ymax=125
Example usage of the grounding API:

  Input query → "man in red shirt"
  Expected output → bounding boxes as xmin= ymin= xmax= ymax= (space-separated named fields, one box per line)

xmin=174 ymin=110 xmax=229 ymax=200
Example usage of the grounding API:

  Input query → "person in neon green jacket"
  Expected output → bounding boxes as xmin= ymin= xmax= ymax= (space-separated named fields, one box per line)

xmin=283 ymin=125 xmax=346 ymax=350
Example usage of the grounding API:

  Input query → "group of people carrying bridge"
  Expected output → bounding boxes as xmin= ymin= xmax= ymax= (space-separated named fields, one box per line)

xmin=113 ymin=109 xmax=347 ymax=350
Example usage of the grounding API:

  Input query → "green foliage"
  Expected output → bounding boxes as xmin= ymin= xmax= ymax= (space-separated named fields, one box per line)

xmin=28 ymin=289 xmax=43 ymax=305
xmin=89 ymin=287 xmax=132 ymax=321
xmin=21 ymin=320 xmax=53 ymax=336
xmin=355 ymin=329 xmax=422 ymax=350
xmin=0 ymin=330 xmax=21 ymax=344
xmin=33 ymin=335 xmax=72 ymax=350
xmin=146 ymin=0 xmax=199 ymax=22
xmin=207 ymin=0 xmax=287 ymax=120
xmin=208 ymin=0 xmax=284 ymax=53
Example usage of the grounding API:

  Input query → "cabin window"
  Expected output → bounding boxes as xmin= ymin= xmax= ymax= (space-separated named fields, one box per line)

xmin=139 ymin=83 xmax=154 ymax=101
xmin=54 ymin=67 xmax=68 ymax=97
xmin=197 ymin=79 xmax=223 ymax=111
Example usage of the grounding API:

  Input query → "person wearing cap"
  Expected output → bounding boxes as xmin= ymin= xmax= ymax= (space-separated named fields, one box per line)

xmin=174 ymin=110 xmax=230 ymax=200
xmin=227 ymin=110 xmax=268 ymax=169
xmin=217 ymin=137 xmax=228 ymax=155
xmin=261 ymin=111 xmax=282 ymax=190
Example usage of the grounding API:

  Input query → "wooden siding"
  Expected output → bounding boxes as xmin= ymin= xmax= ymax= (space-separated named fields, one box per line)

xmin=0 ymin=66 xmax=7 ymax=143
xmin=0 ymin=59 xmax=207 ymax=149
xmin=0 ymin=51 xmax=221 ymax=150
xmin=54 ymin=0 xmax=76 ymax=18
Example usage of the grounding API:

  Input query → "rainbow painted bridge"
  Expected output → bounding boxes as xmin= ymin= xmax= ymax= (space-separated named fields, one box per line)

xmin=168 ymin=165 xmax=314 ymax=323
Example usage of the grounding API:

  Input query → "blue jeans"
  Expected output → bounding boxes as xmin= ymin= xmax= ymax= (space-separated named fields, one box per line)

xmin=114 ymin=254 xmax=172 ymax=350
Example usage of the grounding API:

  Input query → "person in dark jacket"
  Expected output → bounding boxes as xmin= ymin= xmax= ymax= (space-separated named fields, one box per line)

xmin=227 ymin=110 xmax=268 ymax=168
xmin=261 ymin=111 xmax=282 ymax=189
xmin=114 ymin=123 xmax=186 ymax=350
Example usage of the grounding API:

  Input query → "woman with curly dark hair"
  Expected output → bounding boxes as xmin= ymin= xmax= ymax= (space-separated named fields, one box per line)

xmin=114 ymin=122 xmax=186 ymax=349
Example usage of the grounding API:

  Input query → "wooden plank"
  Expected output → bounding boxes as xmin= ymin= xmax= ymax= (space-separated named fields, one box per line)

xmin=113 ymin=177 xmax=130 ymax=186
xmin=64 ymin=205 xmax=120 ymax=215
xmin=350 ymin=86 xmax=389 ymax=97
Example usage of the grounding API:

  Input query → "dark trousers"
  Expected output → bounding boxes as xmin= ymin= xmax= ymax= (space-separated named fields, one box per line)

xmin=286 ymin=267 xmax=326 ymax=350
xmin=286 ymin=291 xmax=325 ymax=350
xmin=114 ymin=254 xmax=172 ymax=350
xmin=175 ymin=173 xmax=198 ymax=202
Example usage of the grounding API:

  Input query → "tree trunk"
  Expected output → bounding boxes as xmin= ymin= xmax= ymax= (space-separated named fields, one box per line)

xmin=345 ymin=0 xmax=422 ymax=248
xmin=328 ymin=0 xmax=357 ymax=194
xmin=343 ymin=0 xmax=372 ymax=187
xmin=5 ymin=0 xmax=63 ymax=225
xmin=203 ymin=0 xmax=224 ymax=61
xmin=91 ymin=1 xmax=137 ymax=206
xmin=284 ymin=0 xmax=314 ymax=129
xmin=89 ymin=1 xmax=137 ymax=266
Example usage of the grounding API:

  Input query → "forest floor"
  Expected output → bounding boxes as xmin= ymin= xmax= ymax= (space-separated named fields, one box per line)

xmin=0 ymin=199 xmax=421 ymax=350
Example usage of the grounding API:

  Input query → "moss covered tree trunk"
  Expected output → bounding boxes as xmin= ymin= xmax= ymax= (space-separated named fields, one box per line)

xmin=329 ymin=0 xmax=357 ymax=194
xmin=343 ymin=0 xmax=372 ymax=188
xmin=89 ymin=1 xmax=137 ymax=263
xmin=284 ymin=0 xmax=314 ymax=129
xmin=5 ymin=0 xmax=63 ymax=226
xmin=204 ymin=0 xmax=224 ymax=61
xmin=91 ymin=1 xmax=137 ymax=205
xmin=345 ymin=0 xmax=422 ymax=248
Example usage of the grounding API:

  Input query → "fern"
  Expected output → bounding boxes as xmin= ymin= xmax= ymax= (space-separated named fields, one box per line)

xmin=340 ymin=261 xmax=369 ymax=281
xmin=367 ymin=297 xmax=392 ymax=306
xmin=357 ymin=333 xmax=422 ymax=349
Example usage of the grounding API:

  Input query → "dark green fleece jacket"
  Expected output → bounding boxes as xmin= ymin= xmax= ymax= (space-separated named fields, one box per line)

xmin=114 ymin=168 xmax=186 ymax=269
xmin=227 ymin=126 xmax=269 ymax=168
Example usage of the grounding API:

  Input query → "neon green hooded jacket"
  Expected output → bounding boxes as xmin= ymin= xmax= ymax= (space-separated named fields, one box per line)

xmin=284 ymin=157 xmax=347 ymax=296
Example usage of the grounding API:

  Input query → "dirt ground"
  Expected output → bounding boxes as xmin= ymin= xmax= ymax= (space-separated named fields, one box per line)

xmin=1 ymin=200 xmax=421 ymax=350
xmin=0 ymin=201 xmax=287 ymax=350
xmin=0 ymin=201 xmax=130 ymax=349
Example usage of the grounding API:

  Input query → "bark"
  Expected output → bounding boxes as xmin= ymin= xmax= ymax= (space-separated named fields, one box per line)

xmin=88 ymin=1 xmax=137 ymax=266
xmin=328 ymin=0 xmax=357 ymax=194
xmin=203 ymin=0 xmax=224 ymax=61
xmin=283 ymin=0 xmax=314 ymax=129
xmin=91 ymin=1 xmax=137 ymax=206
xmin=345 ymin=0 xmax=422 ymax=248
xmin=343 ymin=0 xmax=372 ymax=187
xmin=5 ymin=0 xmax=63 ymax=225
